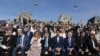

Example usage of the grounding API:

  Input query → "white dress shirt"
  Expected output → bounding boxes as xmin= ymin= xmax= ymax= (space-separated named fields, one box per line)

xmin=57 ymin=37 xmax=59 ymax=43
xmin=44 ymin=38 xmax=49 ymax=47
xmin=20 ymin=35 xmax=25 ymax=46
xmin=92 ymin=40 xmax=96 ymax=48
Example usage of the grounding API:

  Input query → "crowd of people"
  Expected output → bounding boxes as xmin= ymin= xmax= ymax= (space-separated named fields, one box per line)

xmin=0 ymin=20 xmax=100 ymax=56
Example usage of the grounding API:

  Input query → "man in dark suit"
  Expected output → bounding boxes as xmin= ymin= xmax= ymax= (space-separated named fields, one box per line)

xmin=87 ymin=33 xmax=99 ymax=56
xmin=64 ymin=31 xmax=77 ymax=56
xmin=41 ymin=33 xmax=52 ymax=56
xmin=51 ymin=30 xmax=65 ymax=56
xmin=12 ymin=29 xmax=30 ymax=56
xmin=74 ymin=28 xmax=81 ymax=38
xmin=0 ymin=29 xmax=16 ymax=56
xmin=25 ymin=26 xmax=33 ymax=41
xmin=76 ymin=31 xmax=88 ymax=56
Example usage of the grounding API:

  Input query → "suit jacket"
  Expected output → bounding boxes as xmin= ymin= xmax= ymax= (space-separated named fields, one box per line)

xmin=41 ymin=37 xmax=51 ymax=48
xmin=88 ymin=39 xmax=99 ymax=53
xmin=76 ymin=37 xmax=87 ymax=51
xmin=52 ymin=36 xmax=64 ymax=48
xmin=2 ymin=35 xmax=16 ymax=47
xmin=16 ymin=35 xmax=30 ymax=48
xmin=25 ymin=31 xmax=33 ymax=41
xmin=64 ymin=37 xmax=75 ymax=49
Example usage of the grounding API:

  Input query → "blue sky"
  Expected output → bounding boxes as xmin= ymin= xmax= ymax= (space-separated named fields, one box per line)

xmin=0 ymin=0 xmax=100 ymax=23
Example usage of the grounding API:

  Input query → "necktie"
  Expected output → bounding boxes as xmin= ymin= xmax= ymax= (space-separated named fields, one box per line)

xmin=20 ymin=36 xmax=24 ymax=46
xmin=45 ymin=38 xmax=48 ymax=48
xmin=68 ymin=38 xmax=71 ymax=47
xmin=28 ymin=32 xmax=30 ymax=37
xmin=20 ymin=37 xmax=22 ymax=45
xmin=57 ymin=37 xmax=59 ymax=43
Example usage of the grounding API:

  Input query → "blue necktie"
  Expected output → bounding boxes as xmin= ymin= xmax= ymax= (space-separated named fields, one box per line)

xmin=20 ymin=37 xmax=22 ymax=44
xmin=68 ymin=38 xmax=71 ymax=47
xmin=45 ymin=38 xmax=48 ymax=48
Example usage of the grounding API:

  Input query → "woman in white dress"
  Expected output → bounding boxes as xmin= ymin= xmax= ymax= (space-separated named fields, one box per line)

xmin=27 ymin=31 xmax=41 ymax=56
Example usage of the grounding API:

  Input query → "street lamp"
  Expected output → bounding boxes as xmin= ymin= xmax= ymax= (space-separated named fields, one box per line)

xmin=34 ymin=2 xmax=38 ymax=20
